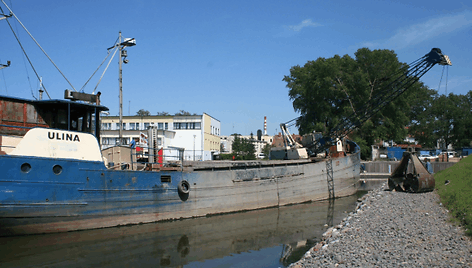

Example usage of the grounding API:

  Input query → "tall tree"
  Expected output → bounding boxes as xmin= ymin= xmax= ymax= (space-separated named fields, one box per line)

xmin=284 ymin=48 xmax=429 ymax=159
xmin=411 ymin=92 xmax=472 ymax=149
xmin=408 ymin=89 xmax=438 ymax=148
xmin=453 ymin=92 xmax=472 ymax=147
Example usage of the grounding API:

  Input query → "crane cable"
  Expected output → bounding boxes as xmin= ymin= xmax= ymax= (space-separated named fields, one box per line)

xmin=1 ymin=0 xmax=77 ymax=93
xmin=437 ymin=65 xmax=450 ymax=95
xmin=0 ymin=3 xmax=52 ymax=99
xmin=80 ymin=46 xmax=116 ymax=93
xmin=92 ymin=47 xmax=118 ymax=94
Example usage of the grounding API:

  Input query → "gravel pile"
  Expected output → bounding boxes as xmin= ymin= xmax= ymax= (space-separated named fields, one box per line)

xmin=290 ymin=184 xmax=472 ymax=267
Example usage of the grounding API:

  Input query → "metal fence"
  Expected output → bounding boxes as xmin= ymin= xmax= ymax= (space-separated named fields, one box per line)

xmin=131 ymin=146 xmax=184 ymax=168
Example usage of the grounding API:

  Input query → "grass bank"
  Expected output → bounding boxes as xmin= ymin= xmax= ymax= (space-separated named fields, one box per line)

xmin=435 ymin=155 xmax=472 ymax=236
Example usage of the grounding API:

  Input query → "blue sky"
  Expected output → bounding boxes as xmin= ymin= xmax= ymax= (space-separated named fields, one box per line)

xmin=1 ymin=0 xmax=471 ymax=136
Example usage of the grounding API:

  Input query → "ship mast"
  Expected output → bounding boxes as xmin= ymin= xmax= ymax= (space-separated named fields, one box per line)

xmin=109 ymin=31 xmax=135 ymax=145
xmin=118 ymin=31 xmax=123 ymax=144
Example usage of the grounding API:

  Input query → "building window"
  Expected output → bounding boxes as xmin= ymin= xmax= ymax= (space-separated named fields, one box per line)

xmin=158 ymin=123 xmax=164 ymax=130
xmin=115 ymin=138 xmax=128 ymax=145
xmin=174 ymin=122 xmax=201 ymax=130
xmin=144 ymin=123 xmax=150 ymax=130
xmin=101 ymin=123 xmax=111 ymax=130
xmin=115 ymin=123 xmax=126 ymax=130
xmin=102 ymin=137 xmax=116 ymax=145
xmin=165 ymin=122 xmax=168 ymax=130
xmin=135 ymin=122 xmax=140 ymax=130
xmin=129 ymin=123 xmax=136 ymax=130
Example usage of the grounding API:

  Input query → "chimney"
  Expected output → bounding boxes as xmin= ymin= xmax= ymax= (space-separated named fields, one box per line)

xmin=264 ymin=116 xmax=267 ymax=135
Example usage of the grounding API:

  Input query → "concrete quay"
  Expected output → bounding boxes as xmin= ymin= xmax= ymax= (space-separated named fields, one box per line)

xmin=290 ymin=184 xmax=472 ymax=267
xmin=359 ymin=173 xmax=389 ymax=191
xmin=357 ymin=160 xmax=458 ymax=191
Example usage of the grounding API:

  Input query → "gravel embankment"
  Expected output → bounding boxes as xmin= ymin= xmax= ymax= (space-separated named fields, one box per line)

xmin=290 ymin=184 xmax=472 ymax=267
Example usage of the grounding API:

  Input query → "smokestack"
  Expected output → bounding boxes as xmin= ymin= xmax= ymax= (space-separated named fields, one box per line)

xmin=264 ymin=116 xmax=267 ymax=135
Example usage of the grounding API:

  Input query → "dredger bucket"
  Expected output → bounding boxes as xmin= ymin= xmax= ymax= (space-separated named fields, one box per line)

xmin=388 ymin=152 xmax=435 ymax=193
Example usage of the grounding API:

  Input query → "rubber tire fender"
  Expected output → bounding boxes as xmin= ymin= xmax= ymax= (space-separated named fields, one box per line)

xmin=178 ymin=180 xmax=190 ymax=194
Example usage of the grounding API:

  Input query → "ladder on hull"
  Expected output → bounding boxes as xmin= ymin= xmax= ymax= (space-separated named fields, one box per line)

xmin=326 ymin=157 xmax=335 ymax=199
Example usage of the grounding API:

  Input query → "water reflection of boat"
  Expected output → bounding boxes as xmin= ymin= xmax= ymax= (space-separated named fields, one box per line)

xmin=0 ymin=195 xmax=358 ymax=268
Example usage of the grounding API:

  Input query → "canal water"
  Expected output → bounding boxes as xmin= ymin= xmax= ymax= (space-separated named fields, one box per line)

xmin=0 ymin=195 xmax=360 ymax=267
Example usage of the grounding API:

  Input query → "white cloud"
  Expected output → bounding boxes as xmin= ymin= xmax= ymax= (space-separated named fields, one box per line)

xmin=363 ymin=10 xmax=472 ymax=49
xmin=287 ymin=19 xmax=322 ymax=32
xmin=275 ymin=19 xmax=322 ymax=38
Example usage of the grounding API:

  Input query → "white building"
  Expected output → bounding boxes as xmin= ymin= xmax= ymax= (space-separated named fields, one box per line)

xmin=101 ymin=113 xmax=220 ymax=161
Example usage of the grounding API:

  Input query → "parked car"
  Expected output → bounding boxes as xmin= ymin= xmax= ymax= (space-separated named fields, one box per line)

xmin=418 ymin=154 xmax=438 ymax=161
xmin=257 ymin=153 xmax=266 ymax=159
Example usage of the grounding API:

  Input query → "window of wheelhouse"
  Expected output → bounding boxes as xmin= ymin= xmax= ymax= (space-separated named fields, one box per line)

xmin=53 ymin=108 xmax=95 ymax=135
xmin=43 ymin=108 xmax=69 ymax=130
xmin=37 ymin=103 xmax=100 ymax=138
xmin=56 ymin=109 xmax=68 ymax=129
xmin=73 ymin=111 xmax=97 ymax=136
xmin=74 ymin=112 xmax=91 ymax=133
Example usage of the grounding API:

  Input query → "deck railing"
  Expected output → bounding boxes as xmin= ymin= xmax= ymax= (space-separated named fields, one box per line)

xmin=130 ymin=146 xmax=185 ymax=170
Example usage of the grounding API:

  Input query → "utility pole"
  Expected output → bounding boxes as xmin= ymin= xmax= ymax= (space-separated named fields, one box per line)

xmin=108 ymin=32 xmax=135 ymax=145
xmin=119 ymin=31 xmax=123 ymax=144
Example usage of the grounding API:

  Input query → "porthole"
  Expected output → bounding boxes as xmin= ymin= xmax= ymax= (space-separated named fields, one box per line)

xmin=52 ymin=165 xmax=63 ymax=175
xmin=21 ymin=163 xmax=31 ymax=173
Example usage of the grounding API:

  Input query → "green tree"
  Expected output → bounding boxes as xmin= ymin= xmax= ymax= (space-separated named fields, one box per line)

xmin=262 ymin=143 xmax=272 ymax=159
xmin=284 ymin=48 xmax=429 ymax=159
xmin=136 ymin=109 xmax=150 ymax=116
xmin=428 ymin=94 xmax=456 ymax=149
xmin=407 ymin=87 xmax=438 ymax=147
xmin=232 ymin=134 xmax=256 ymax=160
xmin=411 ymin=92 xmax=472 ymax=149
xmin=175 ymin=110 xmax=198 ymax=116
xmin=175 ymin=110 xmax=191 ymax=116
xmin=452 ymin=92 xmax=472 ymax=147
xmin=156 ymin=111 xmax=169 ymax=116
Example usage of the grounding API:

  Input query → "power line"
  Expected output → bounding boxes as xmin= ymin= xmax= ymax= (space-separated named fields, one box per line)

xmin=2 ymin=0 xmax=76 ymax=93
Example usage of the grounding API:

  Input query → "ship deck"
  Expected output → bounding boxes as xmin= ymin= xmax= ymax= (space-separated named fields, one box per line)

xmin=182 ymin=157 xmax=327 ymax=171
